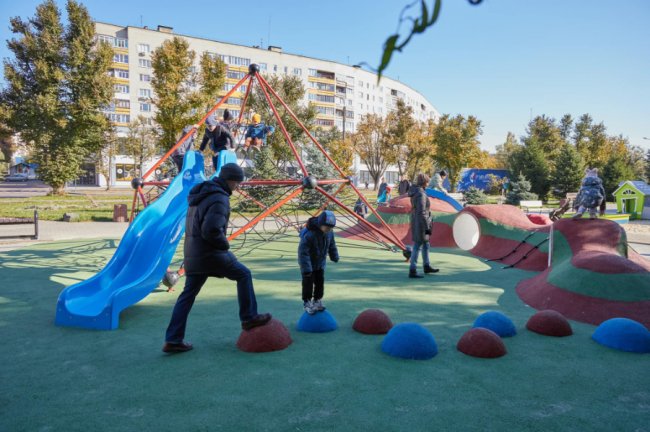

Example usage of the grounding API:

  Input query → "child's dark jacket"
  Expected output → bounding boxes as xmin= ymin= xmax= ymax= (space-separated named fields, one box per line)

xmin=298 ymin=217 xmax=339 ymax=274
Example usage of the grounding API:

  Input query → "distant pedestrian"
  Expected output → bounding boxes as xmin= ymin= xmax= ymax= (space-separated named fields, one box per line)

xmin=398 ymin=176 xmax=411 ymax=195
xmin=354 ymin=198 xmax=369 ymax=219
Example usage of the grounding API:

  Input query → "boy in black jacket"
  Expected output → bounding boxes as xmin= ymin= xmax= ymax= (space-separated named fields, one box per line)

xmin=298 ymin=210 xmax=339 ymax=314
xmin=163 ymin=163 xmax=271 ymax=353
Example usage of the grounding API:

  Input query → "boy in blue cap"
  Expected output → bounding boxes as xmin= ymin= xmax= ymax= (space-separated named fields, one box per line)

xmin=298 ymin=210 xmax=339 ymax=314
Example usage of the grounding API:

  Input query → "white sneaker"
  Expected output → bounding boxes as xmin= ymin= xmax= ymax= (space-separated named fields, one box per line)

xmin=313 ymin=299 xmax=326 ymax=312
xmin=303 ymin=300 xmax=316 ymax=315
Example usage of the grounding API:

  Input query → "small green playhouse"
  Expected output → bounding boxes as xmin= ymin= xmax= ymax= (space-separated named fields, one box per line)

xmin=613 ymin=180 xmax=650 ymax=220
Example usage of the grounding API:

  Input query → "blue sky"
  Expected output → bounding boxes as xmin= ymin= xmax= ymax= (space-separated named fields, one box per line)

xmin=1 ymin=0 xmax=649 ymax=152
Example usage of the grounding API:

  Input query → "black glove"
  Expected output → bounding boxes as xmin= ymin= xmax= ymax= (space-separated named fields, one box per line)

xmin=332 ymin=257 xmax=339 ymax=263
xmin=425 ymin=229 xmax=431 ymax=236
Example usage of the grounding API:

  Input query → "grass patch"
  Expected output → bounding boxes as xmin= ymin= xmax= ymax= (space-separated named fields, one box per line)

xmin=0 ymin=193 xmax=134 ymax=221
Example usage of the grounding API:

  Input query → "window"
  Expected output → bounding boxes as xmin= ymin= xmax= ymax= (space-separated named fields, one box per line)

xmin=358 ymin=80 xmax=363 ymax=86
xmin=137 ymin=43 xmax=150 ymax=53
xmin=97 ymin=35 xmax=114 ymax=45
xmin=140 ymin=103 xmax=151 ymax=112
xmin=293 ymin=67 xmax=302 ymax=76
xmin=316 ymin=106 xmax=335 ymax=116
xmin=227 ymin=56 xmax=250 ymax=66
xmin=139 ymin=59 xmax=152 ymax=68
xmin=115 ymin=99 xmax=130 ymax=109
xmin=139 ymin=74 xmax=151 ymax=82
xmin=273 ymin=65 xmax=278 ymax=72
xmin=227 ymin=97 xmax=241 ymax=105
xmin=116 ymin=70 xmax=129 ymax=79
xmin=259 ymin=63 xmax=267 ymax=71
xmin=358 ymin=91 xmax=363 ymax=98
xmin=227 ymin=70 xmax=246 ymax=80
xmin=309 ymin=69 xmax=317 ymax=76
xmin=115 ymin=38 xmax=128 ymax=48
xmin=139 ymin=88 xmax=151 ymax=98
xmin=114 ymin=84 xmax=129 ymax=93
xmin=115 ymin=163 xmax=136 ymax=181
xmin=315 ymin=119 xmax=334 ymax=127
xmin=108 ymin=113 xmax=130 ymax=123
xmin=358 ymin=103 xmax=363 ymax=110
xmin=308 ymin=94 xmax=335 ymax=103
xmin=113 ymin=54 xmax=129 ymax=64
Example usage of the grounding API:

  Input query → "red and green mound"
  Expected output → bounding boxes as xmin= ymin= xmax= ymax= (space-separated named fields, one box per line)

xmin=457 ymin=205 xmax=551 ymax=271
xmin=516 ymin=219 xmax=650 ymax=326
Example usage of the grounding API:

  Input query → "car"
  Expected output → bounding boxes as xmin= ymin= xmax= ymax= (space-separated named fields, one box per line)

xmin=4 ymin=173 xmax=29 ymax=182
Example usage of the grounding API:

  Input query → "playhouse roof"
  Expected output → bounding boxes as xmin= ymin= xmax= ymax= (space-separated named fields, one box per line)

xmin=614 ymin=180 xmax=650 ymax=196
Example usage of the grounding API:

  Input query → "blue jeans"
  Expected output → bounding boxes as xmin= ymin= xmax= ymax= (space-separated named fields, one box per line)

xmin=409 ymin=240 xmax=430 ymax=271
xmin=165 ymin=260 xmax=259 ymax=343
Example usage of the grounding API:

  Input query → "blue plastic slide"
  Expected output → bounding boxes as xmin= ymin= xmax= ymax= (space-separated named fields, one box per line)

xmin=425 ymin=188 xmax=463 ymax=211
xmin=214 ymin=150 xmax=238 ymax=177
xmin=55 ymin=151 xmax=206 ymax=330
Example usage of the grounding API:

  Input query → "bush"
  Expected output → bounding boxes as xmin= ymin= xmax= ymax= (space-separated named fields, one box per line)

xmin=464 ymin=186 xmax=488 ymax=205
xmin=505 ymin=174 xmax=538 ymax=205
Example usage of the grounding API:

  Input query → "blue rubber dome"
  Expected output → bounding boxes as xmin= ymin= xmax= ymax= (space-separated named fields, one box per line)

xmin=473 ymin=311 xmax=517 ymax=337
xmin=592 ymin=318 xmax=650 ymax=353
xmin=296 ymin=310 xmax=338 ymax=333
xmin=381 ymin=323 xmax=438 ymax=360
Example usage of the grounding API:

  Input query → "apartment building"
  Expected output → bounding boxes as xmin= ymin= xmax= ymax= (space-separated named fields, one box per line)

xmin=94 ymin=22 xmax=440 ymax=187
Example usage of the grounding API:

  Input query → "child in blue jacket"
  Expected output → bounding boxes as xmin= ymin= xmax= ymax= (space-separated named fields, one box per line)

xmin=244 ymin=113 xmax=275 ymax=151
xmin=298 ymin=210 xmax=339 ymax=314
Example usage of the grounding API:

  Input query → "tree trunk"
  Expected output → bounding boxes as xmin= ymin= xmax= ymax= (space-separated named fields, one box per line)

xmin=50 ymin=184 xmax=66 ymax=195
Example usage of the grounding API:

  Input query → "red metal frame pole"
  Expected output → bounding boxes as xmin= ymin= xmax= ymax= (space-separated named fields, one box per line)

xmin=142 ymin=73 xmax=251 ymax=181
xmin=315 ymin=186 xmax=407 ymax=251
xmin=316 ymin=182 xmax=347 ymax=213
xmin=228 ymin=187 xmax=304 ymax=241
xmin=237 ymin=188 xmax=294 ymax=227
xmin=128 ymin=187 xmax=139 ymax=222
xmin=256 ymin=73 xmax=346 ymax=177
xmin=255 ymin=74 xmax=309 ymax=177
xmin=236 ymin=75 xmax=255 ymax=125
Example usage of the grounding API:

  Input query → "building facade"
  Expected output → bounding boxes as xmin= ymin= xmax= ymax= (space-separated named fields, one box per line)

xmin=95 ymin=22 xmax=440 ymax=187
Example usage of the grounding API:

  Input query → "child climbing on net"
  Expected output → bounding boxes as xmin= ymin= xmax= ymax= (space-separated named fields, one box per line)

xmin=244 ymin=113 xmax=275 ymax=151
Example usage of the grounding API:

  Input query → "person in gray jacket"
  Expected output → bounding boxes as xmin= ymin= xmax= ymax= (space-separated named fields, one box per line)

xmin=408 ymin=173 xmax=439 ymax=278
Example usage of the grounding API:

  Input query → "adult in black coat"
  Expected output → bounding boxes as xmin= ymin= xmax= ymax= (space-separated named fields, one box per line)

xmin=163 ymin=163 xmax=271 ymax=353
xmin=408 ymin=173 xmax=439 ymax=278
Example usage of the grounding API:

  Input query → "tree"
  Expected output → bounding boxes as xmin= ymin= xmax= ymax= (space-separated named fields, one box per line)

xmin=505 ymin=174 xmax=538 ymax=205
xmin=551 ymin=143 xmax=584 ymax=197
xmin=521 ymin=115 xmax=565 ymax=170
xmin=351 ymin=114 xmax=396 ymax=190
xmin=314 ymin=127 xmax=354 ymax=176
xmin=124 ymin=116 xmax=159 ymax=175
xmin=645 ymin=149 xmax=650 ymax=183
xmin=94 ymin=127 xmax=118 ymax=190
xmin=464 ymin=186 xmax=488 ymax=205
xmin=2 ymin=0 xmax=113 ymax=194
xmin=601 ymin=154 xmax=634 ymax=200
xmin=151 ymin=37 xmax=226 ymax=151
xmin=404 ymin=119 xmax=435 ymax=181
xmin=559 ymin=114 xmax=573 ymax=141
xmin=508 ymin=139 xmax=550 ymax=198
xmin=385 ymin=99 xmax=416 ymax=176
xmin=248 ymin=74 xmax=317 ymax=168
xmin=432 ymin=114 xmax=482 ymax=192
xmin=494 ymin=132 xmax=520 ymax=169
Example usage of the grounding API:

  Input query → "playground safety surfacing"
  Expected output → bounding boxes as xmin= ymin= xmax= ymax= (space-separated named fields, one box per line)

xmin=1 ymin=237 xmax=648 ymax=431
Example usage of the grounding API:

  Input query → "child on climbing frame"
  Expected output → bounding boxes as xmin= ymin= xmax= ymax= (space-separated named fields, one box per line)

xmin=244 ymin=113 xmax=275 ymax=151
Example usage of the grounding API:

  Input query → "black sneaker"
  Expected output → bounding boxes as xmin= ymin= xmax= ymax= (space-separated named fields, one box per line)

xmin=162 ymin=341 xmax=193 ymax=353
xmin=241 ymin=313 xmax=272 ymax=330
xmin=423 ymin=265 xmax=439 ymax=274
xmin=408 ymin=269 xmax=424 ymax=279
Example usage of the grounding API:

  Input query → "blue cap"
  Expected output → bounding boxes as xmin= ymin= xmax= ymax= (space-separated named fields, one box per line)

xmin=317 ymin=210 xmax=336 ymax=227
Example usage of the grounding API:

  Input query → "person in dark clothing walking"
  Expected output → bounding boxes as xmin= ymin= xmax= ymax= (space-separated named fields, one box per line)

xmin=171 ymin=125 xmax=197 ymax=172
xmin=408 ymin=173 xmax=439 ymax=278
xmin=199 ymin=115 xmax=235 ymax=172
xmin=298 ymin=210 xmax=339 ymax=314
xmin=163 ymin=163 xmax=271 ymax=353
xmin=398 ymin=176 xmax=411 ymax=196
